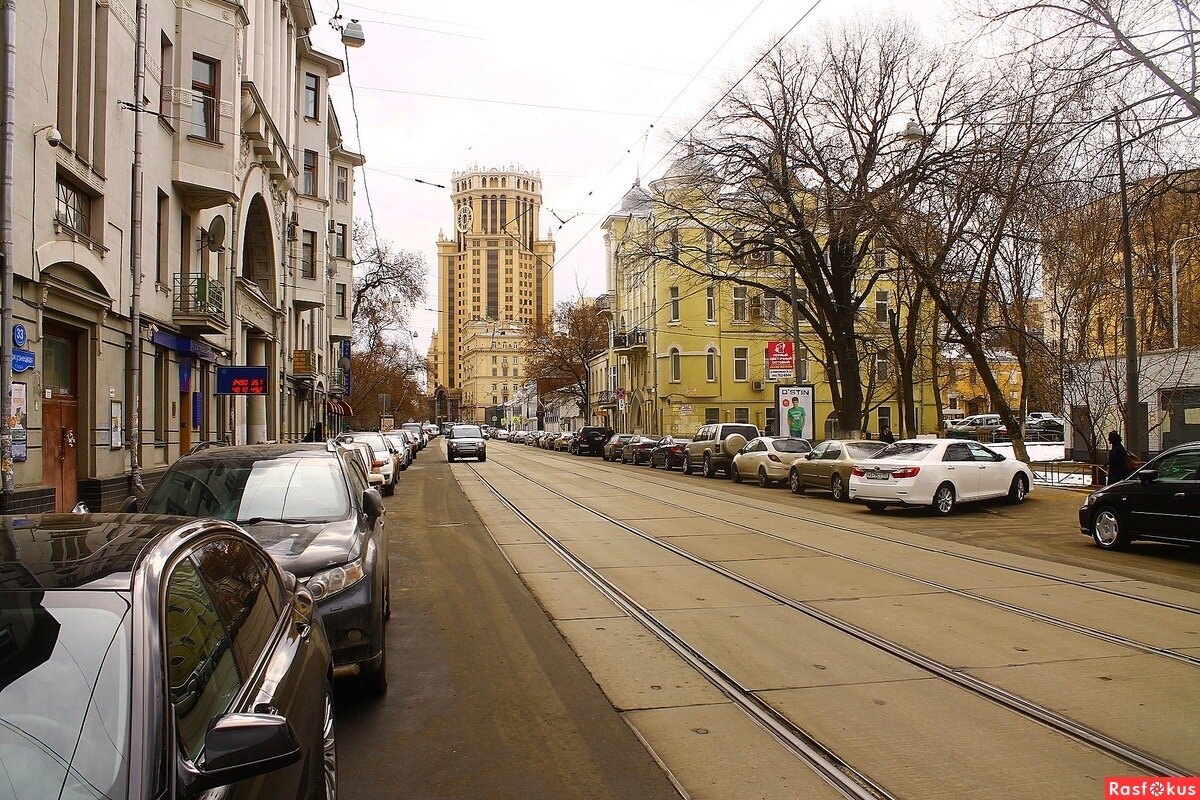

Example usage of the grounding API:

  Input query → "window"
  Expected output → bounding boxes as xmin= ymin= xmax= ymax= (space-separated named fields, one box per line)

xmin=733 ymin=287 xmax=748 ymax=322
xmin=154 ymin=348 xmax=169 ymax=441
xmin=734 ymin=407 xmax=750 ymax=424
xmin=336 ymin=166 xmax=349 ymax=202
xmin=192 ymin=538 xmax=282 ymax=673
xmin=303 ymin=150 xmax=317 ymax=196
xmin=335 ymin=223 xmax=347 ymax=258
xmin=763 ymin=296 xmax=779 ymax=322
xmin=669 ymin=348 xmax=681 ymax=382
xmin=669 ymin=286 xmax=680 ymax=322
xmin=706 ymin=286 xmax=716 ymax=322
xmin=733 ymin=347 xmax=749 ymax=381
xmin=874 ymin=351 xmax=891 ymax=382
xmin=159 ymin=33 xmax=174 ymax=119
xmin=165 ymin=558 xmax=242 ymax=763
xmin=303 ymin=73 xmax=320 ymax=120
xmin=301 ymin=230 xmax=316 ymax=279
xmin=705 ymin=408 xmax=720 ymax=424
xmin=706 ymin=348 xmax=717 ymax=382
xmin=875 ymin=290 xmax=890 ymax=323
xmin=335 ymin=283 xmax=347 ymax=317
xmin=55 ymin=176 xmax=91 ymax=236
xmin=190 ymin=55 xmax=219 ymax=141
xmin=156 ymin=190 xmax=168 ymax=285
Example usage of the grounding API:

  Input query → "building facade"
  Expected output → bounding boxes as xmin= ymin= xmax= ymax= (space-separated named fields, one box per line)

xmin=456 ymin=319 xmax=525 ymax=424
xmin=3 ymin=0 xmax=359 ymax=512
xmin=429 ymin=166 xmax=554 ymax=419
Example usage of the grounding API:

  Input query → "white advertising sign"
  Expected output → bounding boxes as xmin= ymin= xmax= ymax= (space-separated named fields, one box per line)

xmin=776 ymin=385 xmax=814 ymax=439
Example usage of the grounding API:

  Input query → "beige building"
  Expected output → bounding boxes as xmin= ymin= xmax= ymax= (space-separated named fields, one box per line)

xmin=2 ymin=0 xmax=359 ymax=512
xmin=429 ymin=166 xmax=554 ymax=420
xmin=457 ymin=319 xmax=526 ymax=424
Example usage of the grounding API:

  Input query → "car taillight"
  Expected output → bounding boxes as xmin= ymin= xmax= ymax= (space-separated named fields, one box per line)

xmin=767 ymin=453 xmax=782 ymax=463
xmin=670 ymin=446 xmax=682 ymax=453
xmin=891 ymin=466 xmax=920 ymax=479
xmin=850 ymin=466 xmax=866 ymax=477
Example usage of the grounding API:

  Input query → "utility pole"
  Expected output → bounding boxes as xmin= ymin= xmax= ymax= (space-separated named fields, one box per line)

xmin=1114 ymin=108 xmax=1142 ymax=457
xmin=127 ymin=0 xmax=147 ymax=490
xmin=1 ymin=0 xmax=15 ymax=496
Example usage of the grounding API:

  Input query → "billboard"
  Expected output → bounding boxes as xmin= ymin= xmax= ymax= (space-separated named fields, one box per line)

xmin=776 ymin=384 xmax=814 ymax=440
xmin=766 ymin=340 xmax=794 ymax=381
xmin=216 ymin=366 xmax=269 ymax=395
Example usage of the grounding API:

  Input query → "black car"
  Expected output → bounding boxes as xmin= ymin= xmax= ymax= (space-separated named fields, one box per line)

xmin=137 ymin=443 xmax=390 ymax=694
xmin=446 ymin=424 xmax=488 ymax=462
xmin=602 ymin=434 xmax=636 ymax=461
xmin=1079 ymin=441 xmax=1200 ymax=550
xmin=0 ymin=514 xmax=336 ymax=798
xmin=649 ymin=436 xmax=692 ymax=470
xmin=620 ymin=436 xmax=658 ymax=465
xmin=575 ymin=426 xmax=609 ymax=456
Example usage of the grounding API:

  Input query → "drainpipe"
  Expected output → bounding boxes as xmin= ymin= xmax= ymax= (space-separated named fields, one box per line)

xmin=227 ymin=200 xmax=237 ymax=443
xmin=127 ymin=0 xmax=147 ymax=491
xmin=1 ymin=0 xmax=15 ymax=496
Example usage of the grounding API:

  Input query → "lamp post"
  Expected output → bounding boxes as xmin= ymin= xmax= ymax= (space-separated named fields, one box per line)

xmin=1170 ymin=235 xmax=1199 ymax=349
xmin=1114 ymin=108 xmax=1143 ymax=456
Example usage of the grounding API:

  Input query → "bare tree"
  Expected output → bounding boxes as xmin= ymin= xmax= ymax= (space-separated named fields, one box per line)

xmin=522 ymin=300 xmax=609 ymax=423
xmin=352 ymin=221 xmax=426 ymax=346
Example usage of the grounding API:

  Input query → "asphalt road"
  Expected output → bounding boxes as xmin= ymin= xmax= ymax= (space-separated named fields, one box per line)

xmin=332 ymin=442 xmax=682 ymax=800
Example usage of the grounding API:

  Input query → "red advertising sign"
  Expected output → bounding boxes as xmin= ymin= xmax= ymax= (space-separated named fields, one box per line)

xmin=766 ymin=340 xmax=794 ymax=380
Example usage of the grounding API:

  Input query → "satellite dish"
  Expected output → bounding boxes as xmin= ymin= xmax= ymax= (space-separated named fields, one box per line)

xmin=205 ymin=215 xmax=226 ymax=252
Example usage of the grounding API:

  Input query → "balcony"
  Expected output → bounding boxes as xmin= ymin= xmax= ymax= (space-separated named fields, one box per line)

xmin=594 ymin=293 xmax=612 ymax=315
xmin=329 ymin=368 xmax=349 ymax=395
xmin=612 ymin=328 xmax=648 ymax=352
xmin=598 ymin=389 xmax=617 ymax=406
xmin=292 ymin=350 xmax=318 ymax=381
xmin=172 ymin=274 xmax=227 ymax=334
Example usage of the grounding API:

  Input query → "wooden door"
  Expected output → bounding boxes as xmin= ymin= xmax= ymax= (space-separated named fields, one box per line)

xmin=42 ymin=330 xmax=79 ymax=512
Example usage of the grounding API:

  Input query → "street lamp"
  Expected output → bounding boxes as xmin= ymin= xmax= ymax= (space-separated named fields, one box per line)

xmin=1170 ymin=234 xmax=1199 ymax=349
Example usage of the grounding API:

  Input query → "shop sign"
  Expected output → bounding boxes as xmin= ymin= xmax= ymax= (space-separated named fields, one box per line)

xmin=766 ymin=340 xmax=794 ymax=380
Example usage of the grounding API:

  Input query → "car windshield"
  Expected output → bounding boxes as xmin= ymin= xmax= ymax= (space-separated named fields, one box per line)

xmin=0 ymin=590 xmax=132 ymax=800
xmin=402 ymin=424 xmax=422 ymax=434
xmin=351 ymin=433 xmax=390 ymax=453
xmin=773 ymin=439 xmax=811 ymax=453
xmin=873 ymin=442 xmax=937 ymax=461
xmin=846 ymin=442 xmax=885 ymax=459
xmin=450 ymin=425 xmax=483 ymax=438
xmin=144 ymin=456 xmax=351 ymax=522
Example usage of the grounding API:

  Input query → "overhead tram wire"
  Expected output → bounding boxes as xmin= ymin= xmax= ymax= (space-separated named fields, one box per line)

xmin=547 ymin=0 xmax=827 ymax=280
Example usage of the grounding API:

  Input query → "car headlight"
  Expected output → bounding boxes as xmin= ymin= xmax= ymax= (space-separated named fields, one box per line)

xmin=305 ymin=558 xmax=366 ymax=601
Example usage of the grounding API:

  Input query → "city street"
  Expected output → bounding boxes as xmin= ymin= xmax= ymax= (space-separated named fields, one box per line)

xmin=339 ymin=437 xmax=1200 ymax=800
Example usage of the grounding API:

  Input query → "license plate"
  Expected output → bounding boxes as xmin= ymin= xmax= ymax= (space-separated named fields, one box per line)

xmin=866 ymin=470 xmax=889 ymax=480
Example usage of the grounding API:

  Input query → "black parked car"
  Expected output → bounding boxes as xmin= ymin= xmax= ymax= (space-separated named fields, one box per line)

xmin=602 ymin=434 xmax=636 ymax=461
xmin=1080 ymin=441 xmax=1200 ymax=550
xmin=137 ymin=442 xmax=390 ymax=695
xmin=649 ymin=436 xmax=692 ymax=470
xmin=0 ymin=514 xmax=336 ymax=798
xmin=620 ymin=436 xmax=659 ymax=465
xmin=575 ymin=426 xmax=610 ymax=456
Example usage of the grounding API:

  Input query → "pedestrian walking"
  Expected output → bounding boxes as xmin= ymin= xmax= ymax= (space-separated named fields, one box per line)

xmin=1106 ymin=430 xmax=1133 ymax=484
xmin=880 ymin=426 xmax=896 ymax=444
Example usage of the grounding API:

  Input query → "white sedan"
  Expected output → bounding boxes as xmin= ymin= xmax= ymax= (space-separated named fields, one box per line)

xmin=730 ymin=437 xmax=813 ymax=487
xmin=848 ymin=438 xmax=1033 ymax=515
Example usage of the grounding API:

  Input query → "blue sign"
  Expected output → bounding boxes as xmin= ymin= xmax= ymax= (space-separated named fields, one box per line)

xmin=12 ymin=349 xmax=35 ymax=373
xmin=215 ymin=366 xmax=269 ymax=395
xmin=341 ymin=339 xmax=351 ymax=359
xmin=12 ymin=324 xmax=26 ymax=348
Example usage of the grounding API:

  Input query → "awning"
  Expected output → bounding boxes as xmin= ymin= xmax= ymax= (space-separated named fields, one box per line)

xmin=326 ymin=398 xmax=354 ymax=416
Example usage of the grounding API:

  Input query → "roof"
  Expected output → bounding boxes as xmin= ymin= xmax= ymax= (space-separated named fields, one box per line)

xmin=177 ymin=442 xmax=337 ymax=464
xmin=0 ymin=514 xmax=199 ymax=591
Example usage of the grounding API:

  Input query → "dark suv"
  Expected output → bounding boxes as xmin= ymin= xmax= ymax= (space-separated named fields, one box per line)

xmin=682 ymin=423 xmax=761 ymax=477
xmin=136 ymin=443 xmax=391 ymax=695
xmin=575 ymin=426 xmax=609 ymax=456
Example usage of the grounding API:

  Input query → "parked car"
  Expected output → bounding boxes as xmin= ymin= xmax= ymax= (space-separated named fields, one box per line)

xmin=730 ymin=436 xmax=813 ymax=487
xmin=337 ymin=440 xmax=387 ymax=489
xmin=555 ymin=432 xmax=577 ymax=452
xmin=603 ymin=434 xmax=636 ymax=461
xmin=575 ymin=426 xmax=610 ymax=456
xmin=620 ymin=435 xmax=659 ymax=465
xmin=848 ymin=438 xmax=1033 ymax=515
xmin=682 ymin=423 xmax=761 ymax=477
xmin=510 ymin=430 xmax=528 ymax=444
xmin=649 ymin=435 xmax=692 ymax=470
xmin=136 ymin=442 xmax=390 ymax=695
xmin=945 ymin=413 xmax=1004 ymax=440
xmin=1079 ymin=441 xmax=1200 ymax=550
xmin=385 ymin=433 xmax=412 ymax=471
xmin=540 ymin=432 xmax=558 ymax=450
xmin=0 ymin=513 xmax=337 ymax=798
xmin=494 ymin=429 xmax=510 ymax=441
xmin=446 ymin=424 xmax=488 ymax=462
xmin=338 ymin=432 xmax=398 ymax=496
xmin=401 ymin=422 xmax=427 ymax=450
xmin=1027 ymin=411 xmax=1065 ymax=425
xmin=423 ymin=423 xmax=440 ymax=438
xmin=789 ymin=439 xmax=886 ymax=500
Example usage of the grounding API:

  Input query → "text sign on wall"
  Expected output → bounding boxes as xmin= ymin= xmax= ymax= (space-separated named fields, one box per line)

xmin=766 ymin=340 xmax=794 ymax=381
xmin=216 ymin=366 xmax=269 ymax=395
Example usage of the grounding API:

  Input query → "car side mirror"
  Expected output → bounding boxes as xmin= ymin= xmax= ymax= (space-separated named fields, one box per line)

xmin=1139 ymin=469 xmax=1158 ymax=484
xmin=121 ymin=495 xmax=140 ymax=513
xmin=362 ymin=487 xmax=385 ymax=518
xmin=183 ymin=713 xmax=301 ymax=795
xmin=994 ymin=453 xmax=1006 ymax=461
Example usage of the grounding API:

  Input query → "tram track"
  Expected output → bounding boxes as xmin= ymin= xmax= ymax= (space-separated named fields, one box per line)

xmin=464 ymin=453 xmax=1192 ymax=780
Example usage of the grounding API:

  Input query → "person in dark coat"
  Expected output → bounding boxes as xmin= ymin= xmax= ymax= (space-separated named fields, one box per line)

xmin=1107 ymin=430 xmax=1131 ymax=484
xmin=880 ymin=426 xmax=896 ymax=444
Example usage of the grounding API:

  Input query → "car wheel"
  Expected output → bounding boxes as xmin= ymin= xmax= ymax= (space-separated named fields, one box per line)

xmin=789 ymin=469 xmax=805 ymax=494
xmin=360 ymin=609 xmax=388 ymax=696
xmin=479 ymin=454 xmax=486 ymax=462
xmin=319 ymin=683 xmax=338 ymax=799
xmin=730 ymin=464 xmax=742 ymax=483
xmin=830 ymin=473 xmax=846 ymax=501
xmin=1091 ymin=506 xmax=1130 ymax=550
xmin=382 ymin=482 xmax=394 ymax=497
xmin=682 ymin=454 xmax=693 ymax=475
xmin=865 ymin=502 xmax=888 ymax=513
xmin=758 ymin=467 xmax=771 ymax=488
xmin=1008 ymin=474 xmax=1029 ymax=504
xmin=931 ymin=482 xmax=956 ymax=516
xmin=703 ymin=455 xmax=716 ymax=478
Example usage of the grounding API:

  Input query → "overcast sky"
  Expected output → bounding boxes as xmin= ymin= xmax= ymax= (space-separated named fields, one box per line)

xmin=309 ymin=0 xmax=954 ymax=359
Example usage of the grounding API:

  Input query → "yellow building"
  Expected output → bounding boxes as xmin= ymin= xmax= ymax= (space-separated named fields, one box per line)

xmin=457 ymin=320 xmax=527 ymax=424
xmin=598 ymin=172 xmax=939 ymax=439
xmin=430 ymin=166 xmax=555 ymax=418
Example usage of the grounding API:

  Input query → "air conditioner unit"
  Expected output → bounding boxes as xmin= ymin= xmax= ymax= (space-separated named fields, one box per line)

xmin=749 ymin=295 xmax=763 ymax=318
xmin=751 ymin=380 xmax=765 ymax=392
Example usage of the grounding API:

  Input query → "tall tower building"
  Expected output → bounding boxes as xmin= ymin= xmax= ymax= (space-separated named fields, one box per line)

xmin=432 ymin=166 xmax=555 ymax=408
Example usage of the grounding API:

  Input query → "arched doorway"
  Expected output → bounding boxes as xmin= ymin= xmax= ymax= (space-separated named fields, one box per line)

xmin=237 ymin=195 xmax=277 ymax=444
xmin=241 ymin=194 xmax=276 ymax=302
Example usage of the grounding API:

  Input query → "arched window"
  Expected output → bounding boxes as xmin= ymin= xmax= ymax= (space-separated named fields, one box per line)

xmin=500 ymin=195 xmax=507 ymax=232
xmin=706 ymin=348 xmax=717 ymax=382
xmin=669 ymin=348 xmax=681 ymax=382
xmin=481 ymin=195 xmax=489 ymax=232
xmin=490 ymin=196 xmax=498 ymax=233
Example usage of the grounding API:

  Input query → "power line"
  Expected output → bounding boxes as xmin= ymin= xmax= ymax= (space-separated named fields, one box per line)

xmin=340 ymin=84 xmax=667 ymax=118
